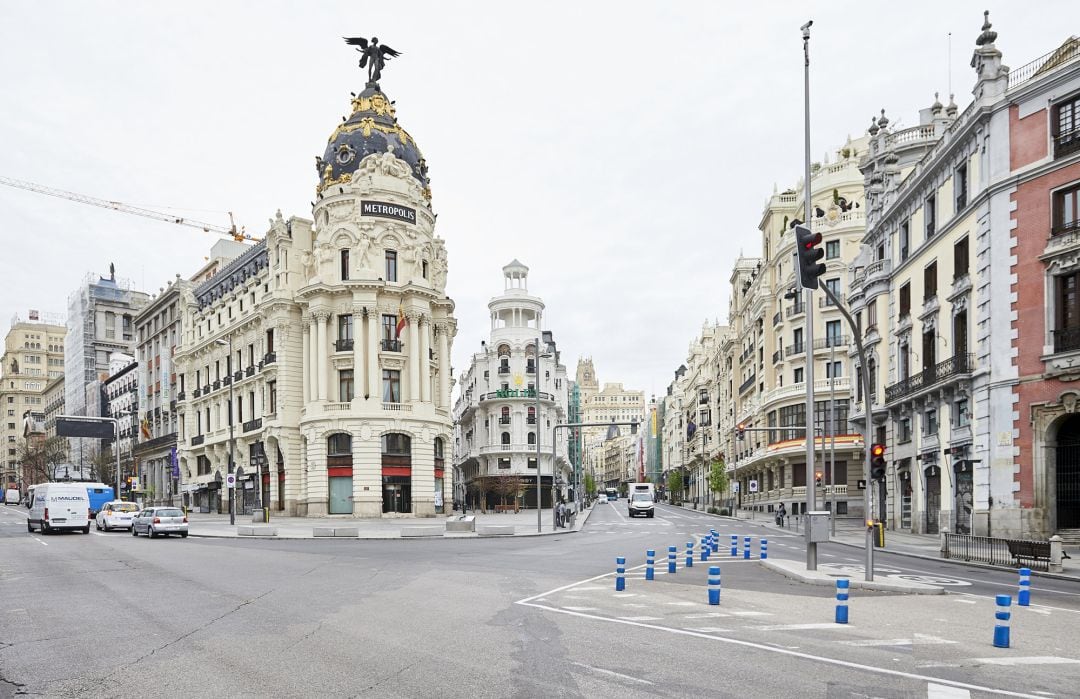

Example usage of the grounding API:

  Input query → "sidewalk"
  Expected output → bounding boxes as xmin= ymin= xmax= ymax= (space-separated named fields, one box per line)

xmin=674 ymin=503 xmax=1080 ymax=581
xmin=185 ymin=503 xmax=594 ymax=539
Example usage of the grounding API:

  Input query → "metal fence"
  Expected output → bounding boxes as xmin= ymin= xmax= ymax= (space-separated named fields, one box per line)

xmin=941 ymin=533 xmax=1050 ymax=572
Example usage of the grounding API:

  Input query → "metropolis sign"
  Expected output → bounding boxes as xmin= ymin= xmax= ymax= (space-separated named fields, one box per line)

xmin=361 ymin=200 xmax=416 ymax=224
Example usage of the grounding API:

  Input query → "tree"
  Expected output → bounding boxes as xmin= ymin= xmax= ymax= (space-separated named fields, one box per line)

xmin=584 ymin=472 xmax=596 ymax=497
xmin=492 ymin=475 xmax=523 ymax=512
xmin=708 ymin=458 xmax=729 ymax=508
xmin=15 ymin=435 xmax=69 ymax=485
xmin=666 ymin=471 xmax=683 ymax=505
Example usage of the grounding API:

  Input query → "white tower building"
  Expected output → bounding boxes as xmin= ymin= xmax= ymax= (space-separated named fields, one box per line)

xmin=453 ymin=261 xmax=570 ymax=510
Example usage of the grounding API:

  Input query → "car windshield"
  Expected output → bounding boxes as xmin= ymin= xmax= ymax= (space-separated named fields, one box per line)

xmin=632 ymin=494 xmax=652 ymax=502
xmin=113 ymin=503 xmax=139 ymax=512
xmin=157 ymin=508 xmax=184 ymax=517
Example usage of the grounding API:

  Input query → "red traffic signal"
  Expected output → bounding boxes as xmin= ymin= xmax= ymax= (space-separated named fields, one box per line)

xmin=871 ymin=443 xmax=886 ymax=480
xmin=793 ymin=223 xmax=826 ymax=290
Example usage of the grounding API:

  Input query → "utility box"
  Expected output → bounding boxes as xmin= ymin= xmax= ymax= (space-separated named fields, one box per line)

xmin=805 ymin=510 xmax=832 ymax=543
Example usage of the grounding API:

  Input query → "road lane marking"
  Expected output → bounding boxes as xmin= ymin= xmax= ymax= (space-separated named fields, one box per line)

xmin=514 ymin=599 xmax=1045 ymax=698
xmin=754 ymin=623 xmax=856 ymax=631
xmin=683 ymin=612 xmax=729 ymax=619
xmin=618 ymin=616 xmax=662 ymax=621
xmin=971 ymin=656 xmax=1080 ymax=666
xmin=952 ymin=592 xmax=1080 ymax=615
xmin=562 ymin=606 xmax=599 ymax=612
xmin=841 ymin=636 xmax=958 ymax=647
xmin=571 ymin=662 xmax=653 ymax=686
xmin=31 ymin=537 xmax=47 ymax=546
xmin=927 ymin=683 xmax=971 ymax=698
xmin=684 ymin=627 xmax=735 ymax=633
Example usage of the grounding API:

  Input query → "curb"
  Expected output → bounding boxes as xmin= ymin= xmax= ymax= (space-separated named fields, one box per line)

xmin=760 ymin=558 xmax=945 ymax=595
xmin=186 ymin=505 xmax=597 ymax=541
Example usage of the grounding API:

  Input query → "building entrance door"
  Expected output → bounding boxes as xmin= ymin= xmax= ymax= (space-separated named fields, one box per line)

xmin=328 ymin=476 xmax=353 ymax=514
xmin=899 ymin=471 xmax=912 ymax=530
xmin=924 ymin=466 xmax=941 ymax=534
xmin=1057 ymin=415 xmax=1080 ymax=529
xmin=382 ymin=476 xmax=411 ymax=513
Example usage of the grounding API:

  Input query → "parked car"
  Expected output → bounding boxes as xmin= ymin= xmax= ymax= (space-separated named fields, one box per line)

xmin=95 ymin=501 xmax=140 ymax=531
xmin=27 ymin=483 xmax=91 ymax=534
xmin=131 ymin=507 xmax=189 ymax=538
xmin=628 ymin=492 xmax=655 ymax=518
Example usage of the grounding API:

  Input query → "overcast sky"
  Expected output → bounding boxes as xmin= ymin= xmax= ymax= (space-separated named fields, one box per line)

xmin=0 ymin=1 xmax=1072 ymax=399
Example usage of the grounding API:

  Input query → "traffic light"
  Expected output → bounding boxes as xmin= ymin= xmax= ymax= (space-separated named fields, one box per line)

xmin=871 ymin=443 xmax=886 ymax=480
xmin=735 ymin=423 xmax=746 ymax=440
xmin=630 ymin=421 xmax=639 ymax=435
xmin=815 ymin=471 xmax=823 ymax=487
xmin=794 ymin=223 xmax=826 ymax=290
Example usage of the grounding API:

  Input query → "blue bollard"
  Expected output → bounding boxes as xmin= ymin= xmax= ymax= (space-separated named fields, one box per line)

xmin=731 ymin=534 xmax=738 ymax=557
xmin=686 ymin=541 xmax=694 ymax=568
xmin=711 ymin=529 xmax=719 ymax=553
xmin=993 ymin=594 xmax=1011 ymax=648
xmin=615 ymin=556 xmax=626 ymax=592
xmin=668 ymin=545 xmax=677 ymax=574
xmin=646 ymin=550 xmax=655 ymax=581
xmin=708 ymin=565 xmax=721 ymax=605
xmin=1018 ymin=568 xmax=1031 ymax=607
xmin=700 ymin=538 xmax=709 ymax=561
xmin=761 ymin=538 xmax=768 ymax=560
xmin=744 ymin=535 xmax=751 ymax=560
xmin=835 ymin=578 xmax=849 ymax=624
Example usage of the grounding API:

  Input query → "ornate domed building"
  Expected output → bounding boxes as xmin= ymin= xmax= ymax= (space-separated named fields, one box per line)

xmin=176 ymin=50 xmax=456 ymax=518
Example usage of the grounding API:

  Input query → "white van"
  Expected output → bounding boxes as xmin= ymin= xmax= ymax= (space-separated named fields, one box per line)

xmin=630 ymin=482 xmax=656 ymax=499
xmin=27 ymin=483 xmax=91 ymax=534
xmin=4 ymin=488 xmax=20 ymax=505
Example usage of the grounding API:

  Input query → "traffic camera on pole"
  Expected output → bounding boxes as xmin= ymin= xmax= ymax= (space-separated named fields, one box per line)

xmin=794 ymin=223 xmax=826 ymax=290
xmin=871 ymin=443 xmax=886 ymax=480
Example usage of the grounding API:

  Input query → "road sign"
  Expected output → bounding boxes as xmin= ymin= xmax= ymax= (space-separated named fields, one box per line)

xmin=749 ymin=479 xmax=759 ymax=493
xmin=226 ymin=473 xmax=236 ymax=489
xmin=56 ymin=416 xmax=113 ymax=439
xmin=732 ymin=482 xmax=740 ymax=493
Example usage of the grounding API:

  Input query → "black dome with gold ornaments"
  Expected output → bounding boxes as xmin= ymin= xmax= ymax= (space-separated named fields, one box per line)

xmin=317 ymin=84 xmax=430 ymax=197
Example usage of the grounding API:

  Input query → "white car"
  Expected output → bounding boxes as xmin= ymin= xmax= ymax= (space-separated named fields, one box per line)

xmin=95 ymin=501 xmax=140 ymax=531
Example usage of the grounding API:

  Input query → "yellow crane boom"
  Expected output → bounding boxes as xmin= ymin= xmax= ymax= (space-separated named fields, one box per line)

xmin=0 ymin=175 xmax=259 ymax=242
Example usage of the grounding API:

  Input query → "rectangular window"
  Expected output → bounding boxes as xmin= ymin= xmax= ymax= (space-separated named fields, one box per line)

xmin=955 ymin=398 xmax=970 ymax=427
xmin=1053 ymin=183 xmax=1080 ymax=237
xmin=924 ymin=261 xmax=937 ymax=300
xmin=340 ymin=249 xmax=350 ymax=281
xmin=1053 ymin=95 xmax=1080 ymax=158
xmin=778 ymin=404 xmax=805 ymax=442
xmin=825 ymin=320 xmax=842 ymax=346
xmin=814 ymin=399 xmax=849 ymax=437
xmin=954 ymin=237 xmax=969 ymax=279
xmin=897 ymin=416 xmax=912 ymax=443
xmin=236 ymin=396 xmax=243 ymax=424
xmin=338 ymin=314 xmax=353 ymax=341
xmin=385 ymin=250 xmax=398 ymax=282
xmin=268 ymin=381 xmax=277 ymax=414
xmin=925 ymin=194 xmax=936 ymax=237
xmin=527 ymin=457 xmax=537 ymax=469
xmin=825 ymin=361 xmax=842 ymax=378
xmin=339 ymin=369 xmax=354 ymax=402
xmin=382 ymin=369 xmax=401 ymax=403
xmin=866 ymin=299 xmax=878 ymax=329
xmin=266 ymin=328 xmax=274 ymax=354
xmin=955 ymin=163 xmax=968 ymax=211
xmin=899 ymin=282 xmax=911 ymax=317
xmin=924 ymin=408 xmax=938 ymax=435
xmin=825 ymin=239 xmax=840 ymax=260
xmin=899 ymin=221 xmax=910 ymax=261
xmin=1055 ymin=271 xmax=1080 ymax=352
xmin=792 ymin=327 xmax=803 ymax=354
xmin=498 ymin=457 xmax=511 ymax=469
xmin=793 ymin=367 xmax=804 ymax=384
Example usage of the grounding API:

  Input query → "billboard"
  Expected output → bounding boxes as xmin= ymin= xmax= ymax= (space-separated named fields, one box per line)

xmin=56 ymin=416 xmax=113 ymax=439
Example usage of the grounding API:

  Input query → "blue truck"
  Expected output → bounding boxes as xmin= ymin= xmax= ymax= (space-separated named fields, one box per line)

xmin=82 ymin=483 xmax=116 ymax=516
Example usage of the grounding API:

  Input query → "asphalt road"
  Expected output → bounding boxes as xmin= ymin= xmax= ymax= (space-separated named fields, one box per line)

xmin=2 ymin=501 xmax=1078 ymax=698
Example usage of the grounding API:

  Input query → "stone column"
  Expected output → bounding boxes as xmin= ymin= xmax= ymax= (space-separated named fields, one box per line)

xmin=316 ymin=312 xmax=328 ymax=401
xmin=408 ymin=314 xmax=420 ymax=402
xmin=419 ymin=316 xmax=431 ymax=403
xmin=308 ymin=316 xmax=318 ymax=404
xmin=352 ymin=305 xmax=365 ymax=403
xmin=368 ymin=310 xmax=380 ymax=401
xmin=301 ymin=319 xmax=310 ymax=403
xmin=437 ymin=322 xmax=451 ymax=408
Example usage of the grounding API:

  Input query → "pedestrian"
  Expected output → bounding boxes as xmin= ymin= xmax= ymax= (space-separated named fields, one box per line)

xmin=776 ymin=502 xmax=786 ymax=527
xmin=556 ymin=498 xmax=566 ymax=528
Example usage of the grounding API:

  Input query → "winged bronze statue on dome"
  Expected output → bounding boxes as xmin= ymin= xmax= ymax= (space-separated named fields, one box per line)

xmin=344 ymin=36 xmax=402 ymax=84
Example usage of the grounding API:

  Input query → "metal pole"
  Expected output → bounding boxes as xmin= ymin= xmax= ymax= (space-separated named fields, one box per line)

xmin=820 ymin=283 xmax=874 ymax=581
xmin=551 ymin=424 xmax=558 ymax=530
xmin=830 ymin=341 xmax=837 ymax=536
xmin=114 ymin=418 xmax=121 ymax=499
xmin=228 ymin=335 xmax=235 ymax=526
xmin=802 ymin=19 xmax=817 ymax=572
xmin=535 ymin=335 xmax=542 ymax=533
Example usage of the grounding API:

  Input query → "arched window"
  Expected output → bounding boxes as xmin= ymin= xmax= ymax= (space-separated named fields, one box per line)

xmin=501 ymin=432 xmax=511 ymax=446
xmin=381 ymin=433 xmax=411 ymax=455
xmin=500 ymin=406 xmax=510 ymax=424
xmin=497 ymin=344 xmax=511 ymax=357
xmin=328 ymin=433 xmax=352 ymax=456
xmin=527 ymin=432 xmax=536 ymax=445
xmin=527 ymin=406 xmax=536 ymax=424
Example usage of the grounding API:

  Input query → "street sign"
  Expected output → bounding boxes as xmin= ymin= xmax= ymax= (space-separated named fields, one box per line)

xmin=56 ymin=416 xmax=113 ymax=439
xmin=857 ymin=479 xmax=867 ymax=489
xmin=226 ymin=473 xmax=236 ymax=489
xmin=732 ymin=482 xmax=740 ymax=493
xmin=749 ymin=479 xmax=759 ymax=493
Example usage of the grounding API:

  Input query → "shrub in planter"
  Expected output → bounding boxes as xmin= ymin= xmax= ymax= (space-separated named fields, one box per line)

xmin=719 ymin=508 xmax=730 ymax=516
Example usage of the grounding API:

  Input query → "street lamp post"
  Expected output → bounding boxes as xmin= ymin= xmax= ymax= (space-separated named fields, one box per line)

xmin=216 ymin=337 xmax=236 ymax=526
xmin=535 ymin=335 xmax=543 ymax=533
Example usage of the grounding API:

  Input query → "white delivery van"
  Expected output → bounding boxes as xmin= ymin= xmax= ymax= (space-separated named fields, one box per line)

xmin=630 ymin=482 xmax=656 ymax=499
xmin=27 ymin=483 xmax=91 ymax=534
xmin=4 ymin=488 xmax=20 ymax=505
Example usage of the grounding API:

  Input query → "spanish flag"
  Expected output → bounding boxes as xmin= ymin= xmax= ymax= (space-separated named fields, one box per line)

xmin=396 ymin=303 xmax=406 ymax=338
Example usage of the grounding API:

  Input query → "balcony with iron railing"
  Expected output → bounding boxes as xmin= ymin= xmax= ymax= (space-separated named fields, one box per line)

xmin=191 ymin=434 xmax=205 ymax=446
xmin=773 ymin=311 xmax=782 ymax=326
xmin=813 ymin=335 xmax=849 ymax=350
xmin=1055 ymin=128 xmax=1080 ymax=159
xmin=242 ymin=418 xmax=263 ymax=433
xmin=497 ymin=365 xmax=510 ymax=374
xmin=772 ymin=349 xmax=783 ymax=364
xmin=1053 ymin=326 xmax=1080 ymax=354
xmin=885 ymin=353 xmax=974 ymax=404
xmin=785 ymin=341 xmax=805 ymax=356
xmin=786 ymin=303 xmax=806 ymax=319
xmin=499 ymin=416 xmax=512 ymax=425
xmin=335 ymin=339 xmax=354 ymax=352
xmin=738 ymin=374 xmax=756 ymax=394
xmin=263 ymin=352 xmax=277 ymax=364
xmin=819 ymin=293 xmax=845 ymax=308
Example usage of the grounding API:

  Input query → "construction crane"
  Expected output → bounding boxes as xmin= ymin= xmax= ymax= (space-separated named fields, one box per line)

xmin=0 ymin=175 xmax=260 ymax=242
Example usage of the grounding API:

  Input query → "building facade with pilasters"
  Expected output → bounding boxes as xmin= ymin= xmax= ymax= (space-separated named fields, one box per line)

xmin=176 ymin=75 xmax=456 ymax=518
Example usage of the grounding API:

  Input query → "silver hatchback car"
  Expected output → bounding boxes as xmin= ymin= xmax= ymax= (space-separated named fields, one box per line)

xmin=131 ymin=507 xmax=189 ymax=538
